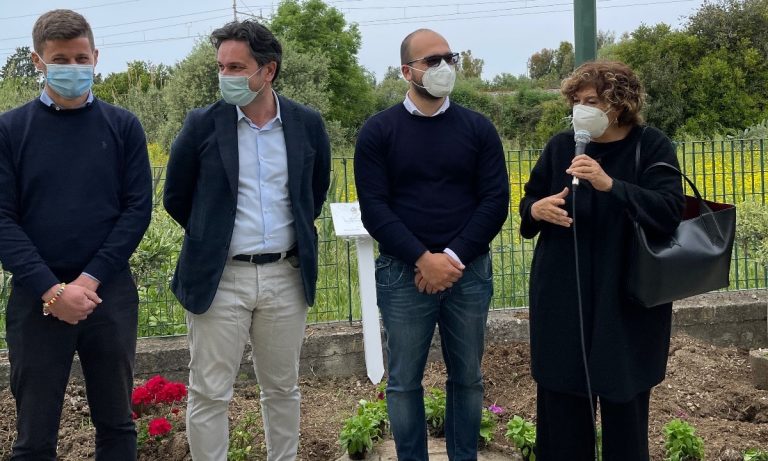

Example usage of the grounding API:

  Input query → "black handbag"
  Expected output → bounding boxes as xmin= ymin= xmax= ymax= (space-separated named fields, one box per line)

xmin=627 ymin=131 xmax=736 ymax=308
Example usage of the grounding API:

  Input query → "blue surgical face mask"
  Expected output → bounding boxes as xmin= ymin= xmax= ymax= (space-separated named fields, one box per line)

xmin=40 ymin=59 xmax=94 ymax=99
xmin=219 ymin=67 xmax=265 ymax=106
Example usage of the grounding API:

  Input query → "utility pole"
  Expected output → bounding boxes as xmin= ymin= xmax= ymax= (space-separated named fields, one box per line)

xmin=233 ymin=0 xmax=238 ymax=21
xmin=573 ymin=0 xmax=597 ymax=66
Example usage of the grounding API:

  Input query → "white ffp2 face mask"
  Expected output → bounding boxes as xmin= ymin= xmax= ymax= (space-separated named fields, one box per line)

xmin=409 ymin=59 xmax=456 ymax=98
xmin=572 ymin=104 xmax=611 ymax=138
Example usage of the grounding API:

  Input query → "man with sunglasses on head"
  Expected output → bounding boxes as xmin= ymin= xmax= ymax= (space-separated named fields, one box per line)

xmin=354 ymin=29 xmax=509 ymax=460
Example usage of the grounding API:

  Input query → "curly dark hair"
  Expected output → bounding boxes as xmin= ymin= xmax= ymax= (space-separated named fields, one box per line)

xmin=561 ymin=60 xmax=646 ymax=127
xmin=210 ymin=20 xmax=282 ymax=82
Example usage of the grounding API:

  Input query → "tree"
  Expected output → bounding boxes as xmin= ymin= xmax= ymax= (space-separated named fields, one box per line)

xmin=1 ymin=46 xmax=36 ymax=81
xmin=459 ymin=50 xmax=484 ymax=79
xmin=382 ymin=66 xmax=401 ymax=82
xmin=93 ymin=61 xmax=171 ymax=104
xmin=157 ymin=40 xmax=219 ymax=150
xmin=527 ymin=48 xmax=555 ymax=80
xmin=270 ymin=0 xmax=375 ymax=132
xmin=553 ymin=41 xmax=574 ymax=79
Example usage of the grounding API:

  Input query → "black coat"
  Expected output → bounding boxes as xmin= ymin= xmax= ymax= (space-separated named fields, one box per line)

xmin=519 ymin=125 xmax=684 ymax=402
xmin=163 ymin=97 xmax=331 ymax=314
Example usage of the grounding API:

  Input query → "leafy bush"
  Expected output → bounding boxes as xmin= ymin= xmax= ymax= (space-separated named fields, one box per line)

xmin=339 ymin=412 xmax=379 ymax=457
xmin=423 ymin=388 xmax=447 ymax=436
xmin=478 ymin=406 xmax=500 ymax=444
xmin=228 ymin=411 xmax=261 ymax=460
xmin=745 ymin=449 xmax=768 ymax=461
xmin=735 ymin=199 xmax=768 ymax=266
xmin=505 ymin=415 xmax=536 ymax=461
xmin=663 ymin=419 xmax=704 ymax=461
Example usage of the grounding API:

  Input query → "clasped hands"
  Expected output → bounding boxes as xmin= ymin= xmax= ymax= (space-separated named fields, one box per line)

xmin=531 ymin=154 xmax=613 ymax=227
xmin=414 ymin=251 xmax=465 ymax=295
xmin=41 ymin=274 xmax=102 ymax=325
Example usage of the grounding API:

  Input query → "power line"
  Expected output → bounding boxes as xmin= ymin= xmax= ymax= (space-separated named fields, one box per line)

xmin=353 ymin=0 xmax=699 ymax=26
xmin=0 ymin=8 xmax=231 ymax=42
xmin=97 ymin=14 xmax=231 ymax=39
xmin=0 ymin=0 xmax=141 ymax=21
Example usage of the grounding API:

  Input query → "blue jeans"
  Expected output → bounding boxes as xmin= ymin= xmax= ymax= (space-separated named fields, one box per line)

xmin=376 ymin=252 xmax=493 ymax=461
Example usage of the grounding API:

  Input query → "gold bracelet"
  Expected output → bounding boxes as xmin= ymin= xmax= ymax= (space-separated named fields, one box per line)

xmin=42 ymin=283 xmax=66 ymax=316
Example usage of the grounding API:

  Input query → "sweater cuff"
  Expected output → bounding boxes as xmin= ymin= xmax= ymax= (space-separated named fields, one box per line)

xmin=26 ymin=265 xmax=61 ymax=300
xmin=83 ymin=258 xmax=115 ymax=287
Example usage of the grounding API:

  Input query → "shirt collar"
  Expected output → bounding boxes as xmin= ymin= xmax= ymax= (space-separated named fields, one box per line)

xmin=236 ymin=89 xmax=282 ymax=129
xmin=403 ymin=91 xmax=450 ymax=117
xmin=40 ymin=89 xmax=94 ymax=109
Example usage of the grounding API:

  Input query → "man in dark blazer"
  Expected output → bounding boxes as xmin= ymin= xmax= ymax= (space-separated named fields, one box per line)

xmin=163 ymin=20 xmax=330 ymax=461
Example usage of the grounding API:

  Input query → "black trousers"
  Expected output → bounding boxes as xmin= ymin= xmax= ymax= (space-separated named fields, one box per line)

xmin=6 ymin=269 xmax=138 ymax=461
xmin=536 ymin=385 xmax=651 ymax=461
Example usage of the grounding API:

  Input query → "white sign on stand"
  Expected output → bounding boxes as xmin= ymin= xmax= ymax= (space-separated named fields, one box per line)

xmin=329 ymin=202 xmax=385 ymax=385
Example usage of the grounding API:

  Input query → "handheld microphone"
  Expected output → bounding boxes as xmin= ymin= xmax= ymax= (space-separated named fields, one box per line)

xmin=572 ymin=130 xmax=592 ymax=186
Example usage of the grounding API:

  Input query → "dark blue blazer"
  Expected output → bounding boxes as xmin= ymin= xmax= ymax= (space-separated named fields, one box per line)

xmin=163 ymin=96 xmax=331 ymax=314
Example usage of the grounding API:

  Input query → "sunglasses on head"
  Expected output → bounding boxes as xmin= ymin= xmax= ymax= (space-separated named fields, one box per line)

xmin=407 ymin=52 xmax=460 ymax=68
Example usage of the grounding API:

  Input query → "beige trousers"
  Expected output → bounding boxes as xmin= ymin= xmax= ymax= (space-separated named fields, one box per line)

xmin=186 ymin=258 xmax=308 ymax=461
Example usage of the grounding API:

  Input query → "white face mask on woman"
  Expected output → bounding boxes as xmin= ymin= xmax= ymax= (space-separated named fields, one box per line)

xmin=572 ymin=104 xmax=611 ymax=138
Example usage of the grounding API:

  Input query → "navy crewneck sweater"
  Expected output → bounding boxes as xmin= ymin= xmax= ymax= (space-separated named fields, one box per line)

xmin=0 ymin=98 xmax=152 ymax=298
xmin=354 ymin=102 xmax=509 ymax=265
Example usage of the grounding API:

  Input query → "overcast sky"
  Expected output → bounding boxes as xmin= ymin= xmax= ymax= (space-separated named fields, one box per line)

xmin=0 ymin=0 xmax=706 ymax=81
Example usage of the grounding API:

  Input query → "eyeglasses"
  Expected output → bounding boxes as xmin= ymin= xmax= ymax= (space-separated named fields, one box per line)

xmin=406 ymin=52 xmax=459 ymax=68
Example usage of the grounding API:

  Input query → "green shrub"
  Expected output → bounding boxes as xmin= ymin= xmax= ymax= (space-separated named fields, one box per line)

xmin=663 ymin=419 xmax=704 ymax=461
xmin=736 ymin=199 xmax=768 ymax=266
xmin=339 ymin=413 xmax=379 ymax=456
xmin=228 ymin=411 xmax=262 ymax=460
xmin=423 ymin=388 xmax=446 ymax=436
xmin=478 ymin=407 xmax=498 ymax=444
xmin=505 ymin=415 xmax=536 ymax=461
xmin=745 ymin=449 xmax=768 ymax=461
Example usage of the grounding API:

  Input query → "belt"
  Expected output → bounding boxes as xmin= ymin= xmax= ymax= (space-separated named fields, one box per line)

xmin=232 ymin=247 xmax=298 ymax=265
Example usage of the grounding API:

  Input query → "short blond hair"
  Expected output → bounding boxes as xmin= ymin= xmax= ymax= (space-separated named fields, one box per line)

xmin=561 ymin=60 xmax=646 ymax=127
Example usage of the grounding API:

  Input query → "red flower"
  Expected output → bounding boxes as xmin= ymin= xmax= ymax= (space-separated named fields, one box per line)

xmin=145 ymin=375 xmax=169 ymax=398
xmin=131 ymin=386 xmax=152 ymax=406
xmin=171 ymin=407 xmax=180 ymax=415
xmin=157 ymin=382 xmax=187 ymax=404
xmin=148 ymin=417 xmax=172 ymax=437
xmin=131 ymin=411 xmax=138 ymax=420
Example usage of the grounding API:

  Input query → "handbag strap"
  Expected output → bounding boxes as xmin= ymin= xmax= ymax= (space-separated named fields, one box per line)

xmin=633 ymin=126 xmax=707 ymax=205
xmin=632 ymin=127 xmax=723 ymax=244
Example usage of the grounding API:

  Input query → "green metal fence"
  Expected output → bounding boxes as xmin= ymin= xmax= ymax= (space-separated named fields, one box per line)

xmin=1 ymin=138 xmax=767 ymax=347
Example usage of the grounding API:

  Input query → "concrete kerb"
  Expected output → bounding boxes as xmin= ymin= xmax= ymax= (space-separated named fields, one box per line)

xmin=0 ymin=289 xmax=766 ymax=387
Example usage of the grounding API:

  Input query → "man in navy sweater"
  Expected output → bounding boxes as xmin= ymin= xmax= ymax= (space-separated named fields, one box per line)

xmin=0 ymin=9 xmax=151 ymax=460
xmin=354 ymin=29 xmax=509 ymax=460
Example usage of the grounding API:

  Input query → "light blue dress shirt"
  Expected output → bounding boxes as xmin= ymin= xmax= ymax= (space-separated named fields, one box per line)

xmin=229 ymin=91 xmax=296 ymax=256
xmin=40 ymin=89 xmax=94 ymax=109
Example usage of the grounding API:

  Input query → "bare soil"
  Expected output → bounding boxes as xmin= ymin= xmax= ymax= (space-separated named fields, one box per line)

xmin=0 ymin=333 xmax=766 ymax=460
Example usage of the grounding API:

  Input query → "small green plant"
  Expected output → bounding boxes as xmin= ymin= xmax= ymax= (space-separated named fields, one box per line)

xmin=505 ymin=415 xmax=536 ymax=461
xmin=663 ymin=419 xmax=704 ymax=461
xmin=424 ymin=388 xmax=447 ymax=437
xmin=357 ymin=397 xmax=388 ymax=439
xmin=228 ymin=411 xmax=262 ymax=460
xmin=479 ymin=405 xmax=501 ymax=444
xmin=745 ymin=449 xmax=768 ymax=461
xmin=339 ymin=413 xmax=379 ymax=459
